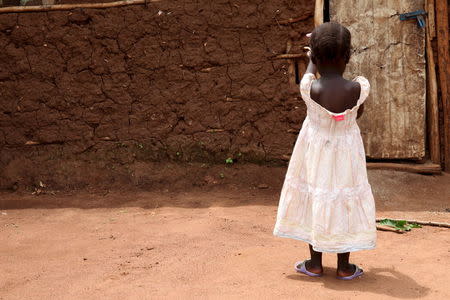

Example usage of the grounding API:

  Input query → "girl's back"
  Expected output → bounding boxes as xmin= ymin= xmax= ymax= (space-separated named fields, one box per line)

xmin=310 ymin=77 xmax=361 ymax=113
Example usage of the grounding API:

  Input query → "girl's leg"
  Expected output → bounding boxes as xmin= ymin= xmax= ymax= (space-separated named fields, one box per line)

xmin=337 ymin=252 xmax=357 ymax=276
xmin=304 ymin=244 xmax=323 ymax=274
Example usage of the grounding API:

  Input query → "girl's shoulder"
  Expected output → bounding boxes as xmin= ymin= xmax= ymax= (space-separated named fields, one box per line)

xmin=345 ymin=79 xmax=362 ymax=101
xmin=342 ymin=76 xmax=371 ymax=103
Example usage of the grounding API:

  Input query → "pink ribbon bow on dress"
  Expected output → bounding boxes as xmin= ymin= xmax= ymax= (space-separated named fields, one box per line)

xmin=332 ymin=115 xmax=345 ymax=121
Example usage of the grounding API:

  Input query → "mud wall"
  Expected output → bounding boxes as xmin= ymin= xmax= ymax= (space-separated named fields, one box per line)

xmin=0 ymin=1 xmax=314 ymax=189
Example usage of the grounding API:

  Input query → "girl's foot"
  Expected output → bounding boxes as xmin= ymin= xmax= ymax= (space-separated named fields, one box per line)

xmin=295 ymin=259 xmax=323 ymax=276
xmin=336 ymin=264 xmax=364 ymax=280
xmin=305 ymin=260 xmax=323 ymax=274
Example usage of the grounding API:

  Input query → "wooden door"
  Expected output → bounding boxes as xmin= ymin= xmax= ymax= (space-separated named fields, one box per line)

xmin=330 ymin=0 xmax=426 ymax=159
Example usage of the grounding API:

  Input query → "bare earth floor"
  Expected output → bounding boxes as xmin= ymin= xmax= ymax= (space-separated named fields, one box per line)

xmin=1 ymin=170 xmax=449 ymax=299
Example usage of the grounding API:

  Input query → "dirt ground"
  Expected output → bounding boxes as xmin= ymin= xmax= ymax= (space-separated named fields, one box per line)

xmin=1 ymin=169 xmax=450 ymax=299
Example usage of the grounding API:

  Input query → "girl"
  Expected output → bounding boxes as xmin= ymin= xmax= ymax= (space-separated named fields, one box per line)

xmin=273 ymin=22 xmax=376 ymax=280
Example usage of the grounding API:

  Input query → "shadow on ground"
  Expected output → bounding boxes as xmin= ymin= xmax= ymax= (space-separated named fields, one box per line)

xmin=287 ymin=267 xmax=429 ymax=298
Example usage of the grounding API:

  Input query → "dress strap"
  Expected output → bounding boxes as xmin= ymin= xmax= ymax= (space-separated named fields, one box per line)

xmin=299 ymin=72 xmax=316 ymax=103
xmin=353 ymin=76 xmax=371 ymax=106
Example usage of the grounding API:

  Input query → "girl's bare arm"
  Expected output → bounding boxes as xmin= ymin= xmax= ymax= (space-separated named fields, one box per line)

xmin=304 ymin=42 xmax=317 ymax=75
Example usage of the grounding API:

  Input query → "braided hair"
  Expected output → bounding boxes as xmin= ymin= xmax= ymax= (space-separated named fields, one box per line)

xmin=310 ymin=22 xmax=351 ymax=64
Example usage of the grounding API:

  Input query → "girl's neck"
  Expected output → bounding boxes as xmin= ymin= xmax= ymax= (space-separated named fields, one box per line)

xmin=316 ymin=60 xmax=347 ymax=78
xmin=317 ymin=67 xmax=344 ymax=78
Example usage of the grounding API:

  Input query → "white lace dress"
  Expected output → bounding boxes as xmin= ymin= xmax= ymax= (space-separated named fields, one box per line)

xmin=273 ymin=72 xmax=377 ymax=253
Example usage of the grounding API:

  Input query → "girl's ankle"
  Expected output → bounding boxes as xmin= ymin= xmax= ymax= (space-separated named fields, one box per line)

xmin=337 ymin=263 xmax=354 ymax=272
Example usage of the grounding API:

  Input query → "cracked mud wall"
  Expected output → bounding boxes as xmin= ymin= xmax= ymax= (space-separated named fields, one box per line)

xmin=0 ymin=1 xmax=314 ymax=189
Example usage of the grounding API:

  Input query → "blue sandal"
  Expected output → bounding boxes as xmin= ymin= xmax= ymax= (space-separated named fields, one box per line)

xmin=294 ymin=260 xmax=323 ymax=277
xmin=336 ymin=264 xmax=364 ymax=280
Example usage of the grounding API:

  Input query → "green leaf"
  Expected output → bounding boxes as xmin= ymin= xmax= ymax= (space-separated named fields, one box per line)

xmin=378 ymin=219 xmax=422 ymax=231
xmin=396 ymin=220 xmax=407 ymax=227
xmin=379 ymin=219 xmax=397 ymax=227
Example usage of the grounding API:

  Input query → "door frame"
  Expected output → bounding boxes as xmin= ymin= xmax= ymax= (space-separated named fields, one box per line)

xmin=314 ymin=0 xmax=449 ymax=172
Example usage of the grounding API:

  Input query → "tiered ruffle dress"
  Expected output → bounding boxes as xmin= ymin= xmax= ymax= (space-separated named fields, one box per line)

xmin=273 ymin=72 xmax=377 ymax=253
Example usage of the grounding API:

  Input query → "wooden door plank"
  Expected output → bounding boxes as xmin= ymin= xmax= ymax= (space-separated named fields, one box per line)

xmin=435 ymin=0 xmax=450 ymax=171
xmin=330 ymin=0 xmax=426 ymax=159
xmin=425 ymin=0 xmax=441 ymax=165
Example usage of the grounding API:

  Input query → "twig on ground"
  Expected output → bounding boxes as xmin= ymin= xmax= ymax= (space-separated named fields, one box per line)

xmin=376 ymin=225 xmax=405 ymax=234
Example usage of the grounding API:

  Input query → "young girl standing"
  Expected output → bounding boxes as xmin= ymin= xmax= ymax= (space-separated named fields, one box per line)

xmin=273 ymin=22 xmax=376 ymax=280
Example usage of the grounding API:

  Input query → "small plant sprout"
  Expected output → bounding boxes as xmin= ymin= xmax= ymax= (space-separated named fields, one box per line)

xmin=176 ymin=151 xmax=180 ymax=156
xmin=137 ymin=143 xmax=144 ymax=149
xmin=219 ymin=172 xmax=225 ymax=179
xmin=225 ymin=157 xmax=234 ymax=164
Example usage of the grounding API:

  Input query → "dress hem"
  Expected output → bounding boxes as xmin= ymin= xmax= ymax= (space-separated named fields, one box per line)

xmin=273 ymin=230 xmax=376 ymax=253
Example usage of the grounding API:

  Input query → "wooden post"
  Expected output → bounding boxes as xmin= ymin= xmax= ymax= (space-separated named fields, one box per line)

xmin=313 ymin=0 xmax=324 ymax=79
xmin=427 ymin=0 xmax=436 ymax=38
xmin=435 ymin=0 xmax=450 ymax=171
xmin=425 ymin=0 xmax=441 ymax=165
xmin=314 ymin=0 xmax=324 ymax=26
xmin=366 ymin=162 xmax=441 ymax=174
xmin=286 ymin=40 xmax=296 ymax=86
xmin=0 ymin=0 xmax=161 ymax=13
